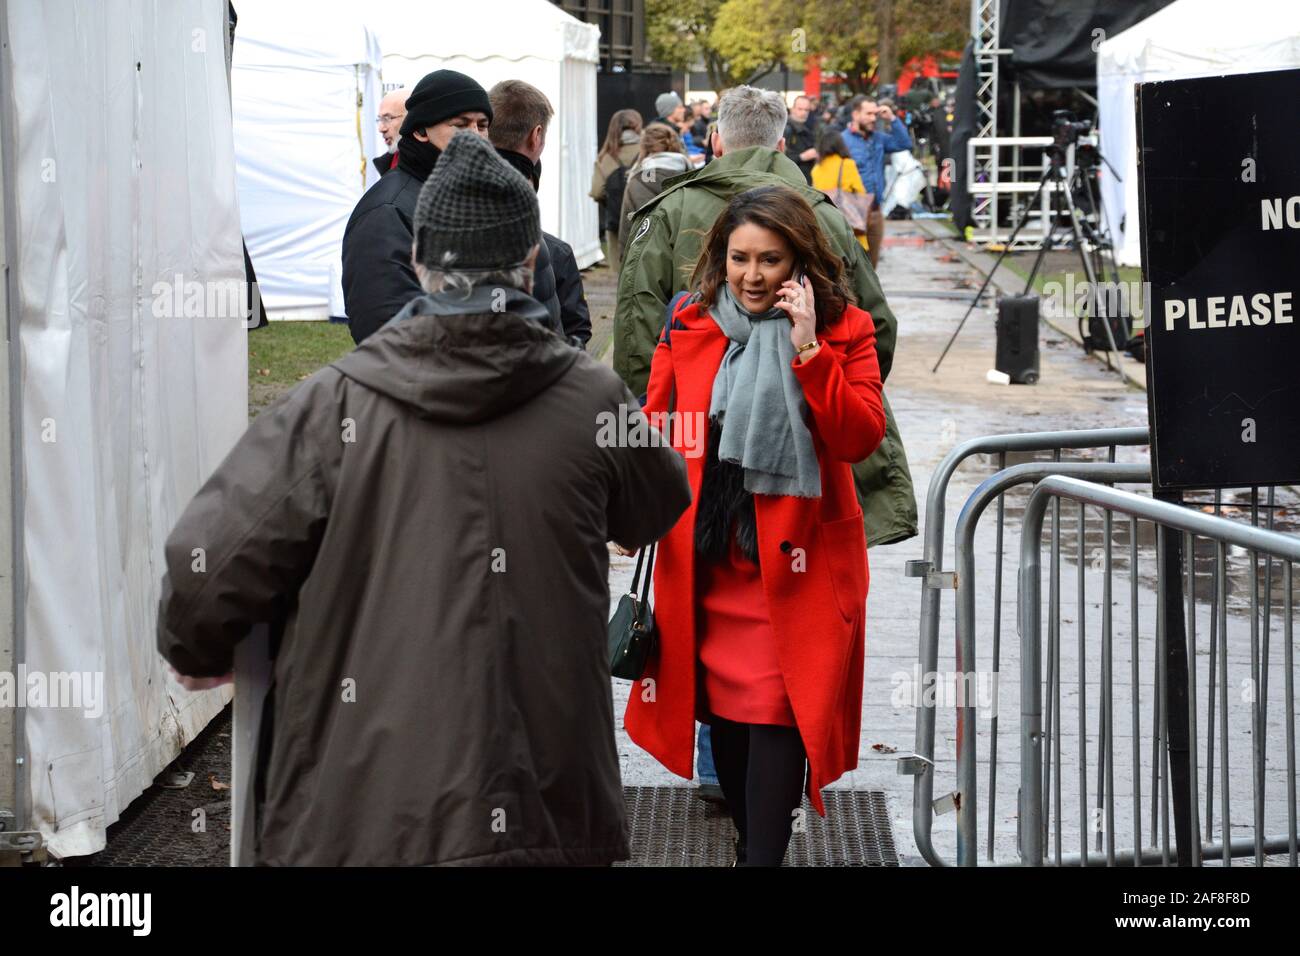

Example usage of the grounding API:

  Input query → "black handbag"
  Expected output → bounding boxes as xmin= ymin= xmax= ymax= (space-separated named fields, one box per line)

xmin=607 ymin=541 xmax=657 ymax=680
xmin=607 ymin=320 xmax=681 ymax=682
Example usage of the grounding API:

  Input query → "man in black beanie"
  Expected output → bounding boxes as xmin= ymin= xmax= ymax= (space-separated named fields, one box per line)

xmin=157 ymin=130 xmax=690 ymax=865
xmin=340 ymin=69 xmax=562 ymax=344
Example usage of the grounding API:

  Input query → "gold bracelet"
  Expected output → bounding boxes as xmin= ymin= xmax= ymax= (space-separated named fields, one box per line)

xmin=795 ymin=340 xmax=820 ymax=354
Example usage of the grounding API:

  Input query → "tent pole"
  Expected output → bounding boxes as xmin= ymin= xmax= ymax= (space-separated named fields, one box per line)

xmin=0 ymin=0 xmax=35 ymax=861
xmin=355 ymin=64 xmax=366 ymax=190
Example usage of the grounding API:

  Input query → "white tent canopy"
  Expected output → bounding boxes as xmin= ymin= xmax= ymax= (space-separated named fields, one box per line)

xmin=2 ymin=0 xmax=246 ymax=857
xmin=232 ymin=0 xmax=383 ymax=318
xmin=1097 ymin=0 xmax=1300 ymax=267
xmin=369 ymin=0 xmax=603 ymax=269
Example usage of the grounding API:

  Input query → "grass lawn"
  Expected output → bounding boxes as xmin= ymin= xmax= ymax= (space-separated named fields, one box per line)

xmin=998 ymin=257 xmax=1145 ymax=334
xmin=247 ymin=320 xmax=354 ymax=419
xmin=1000 ymin=259 xmax=1143 ymax=296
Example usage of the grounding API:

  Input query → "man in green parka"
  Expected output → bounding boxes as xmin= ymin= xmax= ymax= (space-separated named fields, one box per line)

xmin=613 ymin=85 xmax=917 ymax=547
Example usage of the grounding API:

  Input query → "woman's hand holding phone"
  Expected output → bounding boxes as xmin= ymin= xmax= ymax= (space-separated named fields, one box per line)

xmin=776 ymin=271 xmax=819 ymax=360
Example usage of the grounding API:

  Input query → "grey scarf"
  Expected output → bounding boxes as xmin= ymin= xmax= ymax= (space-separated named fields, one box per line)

xmin=707 ymin=284 xmax=821 ymax=498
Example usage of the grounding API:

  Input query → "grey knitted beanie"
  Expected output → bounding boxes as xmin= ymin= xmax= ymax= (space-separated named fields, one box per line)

xmin=655 ymin=90 xmax=683 ymax=119
xmin=411 ymin=130 xmax=541 ymax=273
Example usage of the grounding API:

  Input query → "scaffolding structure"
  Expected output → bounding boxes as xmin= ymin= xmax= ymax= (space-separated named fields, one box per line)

xmin=967 ymin=0 xmax=1070 ymax=249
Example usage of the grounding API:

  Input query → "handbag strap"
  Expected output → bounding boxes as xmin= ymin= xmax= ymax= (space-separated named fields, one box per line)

xmin=631 ymin=541 xmax=656 ymax=604
xmin=630 ymin=541 xmax=652 ymax=593
xmin=836 ymin=157 xmax=844 ymax=191
xmin=628 ymin=379 xmax=676 ymax=603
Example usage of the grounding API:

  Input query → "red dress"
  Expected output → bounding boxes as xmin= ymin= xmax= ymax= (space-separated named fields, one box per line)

xmin=695 ymin=536 xmax=797 ymax=727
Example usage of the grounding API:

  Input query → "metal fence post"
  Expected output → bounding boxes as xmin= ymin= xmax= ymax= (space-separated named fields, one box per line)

xmin=1019 ymin=484 xmax=1051 ymax=865
xmin=1155 ymin=491 xmax=1194 ymax=865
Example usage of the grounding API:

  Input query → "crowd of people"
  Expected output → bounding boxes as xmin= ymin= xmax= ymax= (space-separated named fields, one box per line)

xmin=157 ymin=70 xmax=921 ymax=868
xmin=593 ymin=87 xmax=954 ymax=270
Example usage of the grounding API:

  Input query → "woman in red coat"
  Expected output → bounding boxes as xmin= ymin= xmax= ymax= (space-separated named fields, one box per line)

xmin=623 ymin=185 xmax=887 ymax=866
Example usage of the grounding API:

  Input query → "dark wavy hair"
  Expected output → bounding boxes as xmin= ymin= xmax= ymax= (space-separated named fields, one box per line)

xmin=690 ymin=185 xmax=853 ymax=332
xmin=816 ymin=125 xmax=850 ymax=160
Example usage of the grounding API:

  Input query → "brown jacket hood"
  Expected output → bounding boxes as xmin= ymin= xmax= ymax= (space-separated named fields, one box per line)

xmin=335 ymin=288 xmax=576 ymax=423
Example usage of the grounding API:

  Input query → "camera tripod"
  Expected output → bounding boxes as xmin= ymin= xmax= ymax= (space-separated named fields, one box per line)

xmin=933 ymin=144 xmax=1131 ymax=384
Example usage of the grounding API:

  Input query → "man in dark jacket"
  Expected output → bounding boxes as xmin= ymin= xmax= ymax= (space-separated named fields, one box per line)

xmin=688 ymin=99 xmax=711 ymax=147
xmin=783 ymin=94 xmax=818 ymax=183
xmin=546 ymin=234 xmax=591 ymax=349
xmin=488 ymin=79 xmax=591 ymax=349
xmin=158 ymin=130 xmax=690 ymax=866
xmin=340 ymin=69 xmax=562 ymax=345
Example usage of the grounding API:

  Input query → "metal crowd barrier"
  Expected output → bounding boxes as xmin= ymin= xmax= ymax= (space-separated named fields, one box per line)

xmin=953 ymin=460 xmax=1150 ymax=865
xmin=903 ymin=427 xmax=1150 ymax=866
xmin=1019 ymin=477 xmax=1300 ymax=867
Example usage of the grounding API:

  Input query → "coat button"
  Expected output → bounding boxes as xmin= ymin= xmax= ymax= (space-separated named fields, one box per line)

xmin=779 ymin=540 xmax=792 ymax=553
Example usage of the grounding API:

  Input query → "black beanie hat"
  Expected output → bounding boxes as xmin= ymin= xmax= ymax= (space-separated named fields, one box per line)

xmin=412 ymin=131 xmax=540 ymax=273
xmin=400 ymin=69 xmax=493 ymax=138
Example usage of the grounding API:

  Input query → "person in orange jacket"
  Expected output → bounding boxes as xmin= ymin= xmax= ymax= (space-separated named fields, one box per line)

xmin=811 ymin=127 xmax=870 ymax=254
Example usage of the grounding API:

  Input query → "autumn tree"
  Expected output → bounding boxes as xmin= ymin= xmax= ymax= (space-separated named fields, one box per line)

xmin=893 ymin=0 xmax=968 ymax=79
xmin=645 ymin=0 xmax=730 ymax=91
xmin=801 ymin=0 xmax=879 ymax=93
xmin=802 ymin=1 xmax=965 ymax=92
xmin=710 ymin=0 xmax=806 ymax=86
xmin=647 ymin=0 xmax=968 ymax=94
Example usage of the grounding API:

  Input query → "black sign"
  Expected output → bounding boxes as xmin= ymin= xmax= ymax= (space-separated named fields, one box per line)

xmin=1138 ymin=68 xmax=1300 ymax=490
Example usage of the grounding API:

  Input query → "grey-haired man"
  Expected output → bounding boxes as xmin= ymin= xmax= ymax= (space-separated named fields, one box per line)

xmin=372 ymin=87 xmax=408 ymax=176
xmin=613 ymin=84 xmax=917 ymax=551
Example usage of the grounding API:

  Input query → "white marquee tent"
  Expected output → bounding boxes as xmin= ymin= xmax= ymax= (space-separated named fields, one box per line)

xmin=232 ymin=0 xmax=384 ymax=318
xmin=1 ymin=0 xmax=245 ymax=857
xmin=1097 ymin=0 xmax=1300 ymax=267
xmin=369 ymin=0 xmax=603 ymax=269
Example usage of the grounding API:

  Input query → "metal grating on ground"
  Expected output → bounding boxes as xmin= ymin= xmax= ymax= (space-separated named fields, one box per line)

xmin=68 ymin=706 xmax=234 ymax=867
xmin=73 ymin=703 xmax=898 ymax=867
xmin=620 ymin=786 xmax=899 ymax=867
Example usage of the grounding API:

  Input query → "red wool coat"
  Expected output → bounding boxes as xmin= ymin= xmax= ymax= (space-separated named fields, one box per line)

xmin=623 ymin=296 xmax=887 ymax=814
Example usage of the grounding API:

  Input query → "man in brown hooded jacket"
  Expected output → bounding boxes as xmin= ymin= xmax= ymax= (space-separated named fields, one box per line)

xmin=157 ymin=131 xmax=690 ymax=865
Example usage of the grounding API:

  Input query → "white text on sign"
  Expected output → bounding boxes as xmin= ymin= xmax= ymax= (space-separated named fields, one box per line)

xmin=1163 ymin=292 xmax=1293 ymax=331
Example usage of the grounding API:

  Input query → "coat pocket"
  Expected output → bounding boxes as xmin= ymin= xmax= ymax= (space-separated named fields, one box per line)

xmin=818 ymin=512 xmax=869 ymax=624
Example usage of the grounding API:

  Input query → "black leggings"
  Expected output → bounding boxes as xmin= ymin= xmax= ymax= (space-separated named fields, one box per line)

xmin=708 ymin=715 xmax=808 ymax=866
